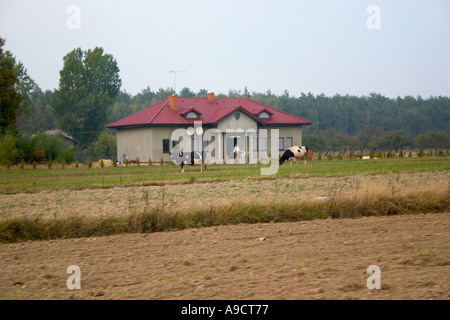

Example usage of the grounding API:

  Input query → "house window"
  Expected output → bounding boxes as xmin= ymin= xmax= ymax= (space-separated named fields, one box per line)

xmin=185 ymin=111 xmax=198 ymax=119
xmin=252 ymin=137 xmax=258 ymax=152
xmin=279 ymin=137 xmax=284 ymax=151
xmin=163 ymin=139 xmax=170 ymax=153
xmin=259 ymin=111 xmax=270 ymax=119
xmin=286 ymin=137 xmax=293 ymax=149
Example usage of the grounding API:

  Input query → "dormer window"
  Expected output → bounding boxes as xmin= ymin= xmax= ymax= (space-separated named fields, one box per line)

xmin=259 ymin=111 xmax=271 ymax=119
xmin=180 ymin=107 xmax=202 ymax=119
xmin=185 ymin=111 xmax=198 ymax=119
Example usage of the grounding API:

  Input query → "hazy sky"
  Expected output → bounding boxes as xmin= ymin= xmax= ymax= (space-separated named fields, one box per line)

xmin=1 ymin=0 xmax=449 ymax=98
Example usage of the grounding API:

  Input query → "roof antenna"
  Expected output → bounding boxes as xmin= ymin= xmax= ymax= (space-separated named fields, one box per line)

xmin=169 ymin=70 xmax=187 ymax=94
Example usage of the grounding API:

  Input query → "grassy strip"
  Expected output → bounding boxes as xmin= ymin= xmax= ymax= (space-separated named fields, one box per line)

xmin=1 ymin=189 xmax=448 ymax=243
xmin=0 ymin=157 xmax=449 ymax=194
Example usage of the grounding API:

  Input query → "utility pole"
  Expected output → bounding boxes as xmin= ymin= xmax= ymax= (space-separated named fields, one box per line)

xmin=169 ymin=70 xmax=187 ymax=94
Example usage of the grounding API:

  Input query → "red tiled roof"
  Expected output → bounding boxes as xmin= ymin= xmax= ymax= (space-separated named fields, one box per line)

xmin=107 ymin=96 xmax=310 ymax=128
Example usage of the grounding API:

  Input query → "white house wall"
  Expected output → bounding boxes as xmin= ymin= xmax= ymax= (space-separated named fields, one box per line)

xmin=115 ymin=123 xmax=303 ymax=164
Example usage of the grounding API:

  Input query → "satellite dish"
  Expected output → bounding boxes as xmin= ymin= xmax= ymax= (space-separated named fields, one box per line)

xmin=186 ymin=127 xmax=194 ymax=136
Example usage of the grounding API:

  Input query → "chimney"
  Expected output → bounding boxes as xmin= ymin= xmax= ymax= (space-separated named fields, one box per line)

xmin=169 ymin=94 xmax=178 ymax=112
xmin=207 ymin=92 xmax=215 ymax=103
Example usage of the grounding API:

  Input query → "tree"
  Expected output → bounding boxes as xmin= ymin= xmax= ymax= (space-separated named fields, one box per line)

xmin=179 ymin=87 xmax=195 ymax=97
xmin=51 ymin=47 xmax=121 ymax=146
xmin=85 ymin=131 xmax=117 ymax=160
xmin=413 ymin=130 xmax=449 ymax=150
xmin=0 ymin=38 xmax=24 ymax=133
xmin=381 ymin=130 xmax=410 ymax=152
xmin=2 ymin=50 xmax=40 ymax=134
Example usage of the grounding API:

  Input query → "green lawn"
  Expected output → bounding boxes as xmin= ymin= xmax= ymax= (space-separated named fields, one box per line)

xmin=0 ymin=156 xmax=448 ymax=194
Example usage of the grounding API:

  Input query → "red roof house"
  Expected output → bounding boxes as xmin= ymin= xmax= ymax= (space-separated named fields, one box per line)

xmin=108 ymin=93 xmax=310 ymax=164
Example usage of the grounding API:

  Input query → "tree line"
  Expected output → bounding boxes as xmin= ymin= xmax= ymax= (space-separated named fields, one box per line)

xmin=1 ymin=38 xmax=449 ymax=166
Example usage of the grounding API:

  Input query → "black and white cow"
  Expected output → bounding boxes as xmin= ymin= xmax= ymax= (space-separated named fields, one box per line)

xmin=279 ymin=146 xmax=309 ymax=165
xmin=173 ymin=150 xmax=206 ymax=173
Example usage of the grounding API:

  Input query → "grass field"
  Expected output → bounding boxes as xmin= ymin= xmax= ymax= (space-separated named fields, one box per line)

xmin=0 ymin=156 xmax=449 ymax=243
xmin=1 ymin=157 xmax=449 ymax=194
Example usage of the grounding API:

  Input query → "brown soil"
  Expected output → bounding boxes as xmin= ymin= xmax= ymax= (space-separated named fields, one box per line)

xmin=1 ymin=212 xmax=449 ymax=300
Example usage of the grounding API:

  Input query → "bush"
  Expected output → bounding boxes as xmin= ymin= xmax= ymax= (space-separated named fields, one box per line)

xmin=136 ymin=158 xmax=140 ymax=166
xmin=112 ymin=158 xmax=117 ymax=167
xmin=327 ymin=154 xmax=333 ymax=161
xmin=317 ymin=152 xmax=322 ymax=161
xmin=84 ymin=132 xmax=117 ymax=161
xmin=0 ymin=132 xmax=20 ymax=167
xmin=148 ymin=157 xmax=152 ymax=166
xmin=160 ymin=157 xmax=164 ymax=165
xmin=30 ymin=131 xmax=76 ymax=164
xmin=418 ymin=148 xmax=424 ymax=157
xmin=399 ymin=150 xmax=404 ymax=158
xmin=88 ymin=160 xmax=92 ymax=168
xmin=20 ymin=159 xmax=25 ymax=169
xmin=32 ymin=160 xmax=37 ymax=169
xmin=75 ymin=160 xmax=79 ymax=169
xmin=47 ymin=161 xmax=52 ymax=169
xmin=100 ymin=159 xmax=104 ymax=168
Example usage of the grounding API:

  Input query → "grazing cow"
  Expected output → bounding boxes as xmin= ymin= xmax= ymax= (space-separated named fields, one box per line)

xmin=279 ymin=146 xmax=309 ymax=165
xmin=172 ymin=150 xmax=206 ymax=173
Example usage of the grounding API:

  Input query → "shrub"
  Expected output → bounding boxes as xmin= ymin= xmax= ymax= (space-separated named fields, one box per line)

xmin=47 ymin=161 xmax=52 ymax=169
xmin=369 ymin=150 xmax=375 ymax=159
xmin=124 ymin=159 xmax=129 ymax=166
xmin=32 ymin=161 xmax=37 ymax=169
xmin=88 ymin=160 xmax=92 ymax=168
xmin=317 ymin=152 xmax=322 ymax=161
xmin=84 ymin=132 xmax=117 ymax=160
xmin=148 ymin=157 xmax=152 ymax=166
xmin=113 ymin=158 xmax=117 ymax=167
xmin=348 ymin=151 xmax=354 ymax=160
xmin=337 ymin=153 xmax=343 ymax=160
xmin=399 ymin=150 xmax=404 ymax=158
xmin=0 ymin=132 xmax=20 ymax=167
xmin=136 ymin=158 xmax=140 ymax=166
xmin=327 ymin=154 xmax=333 ymax=161
xmin=61 ymin=160 xmax=65 ymax=169
xmin=75 ymin=160 xmax=79 ymax=169
xmin=100 ymin=159 xmax=104 ymax=168
xmin=418 ymin=148 xmax=424 ymax=157
xmin=30 ymin=131 xmax=75 ymax=164
xmin=160 ymin=157 xmax=164 ymax=165
xmin=20 ymin=159 xmax=25 ymax=169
